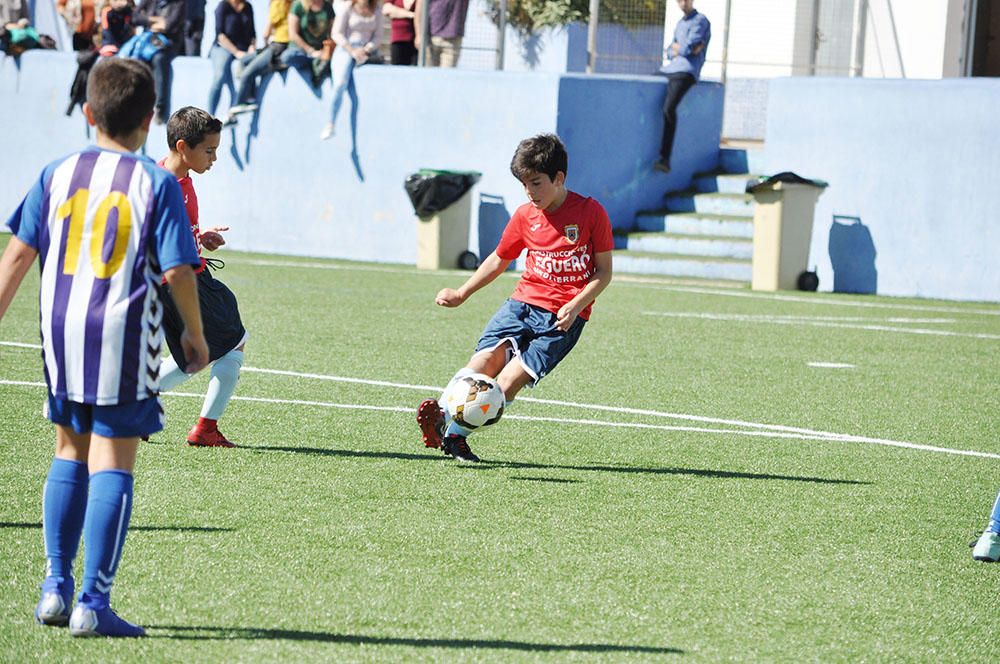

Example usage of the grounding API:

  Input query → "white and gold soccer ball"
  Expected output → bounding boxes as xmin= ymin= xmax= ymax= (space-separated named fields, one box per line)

xmin=444 ymin=373 xmax=505 ymax=429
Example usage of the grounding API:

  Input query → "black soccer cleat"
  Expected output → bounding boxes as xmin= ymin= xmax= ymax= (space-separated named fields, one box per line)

xmin=442 ymin=434 xmax=480 ymax=463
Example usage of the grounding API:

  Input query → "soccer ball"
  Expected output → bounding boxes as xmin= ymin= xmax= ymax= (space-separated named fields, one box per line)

xmin=444 ymin=373 xmax=505 ymax=429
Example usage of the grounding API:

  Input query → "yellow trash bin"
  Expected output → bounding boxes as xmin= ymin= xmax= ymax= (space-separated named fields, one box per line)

xmin=747 ymin=174 xmax=828 ymax=292
xmin=406 ymin=169 xmax=481 ymax=270
xmin=416 ymin=189 xmax=474 ymax=270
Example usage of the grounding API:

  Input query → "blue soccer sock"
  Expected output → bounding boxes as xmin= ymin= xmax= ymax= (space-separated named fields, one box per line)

xmin=79 ymin=470 xmax=134 ymax=605
xmin=42 ymin=458 xmax=89 ymax=582
xmin=158 ymin=355 xmax=191 ymax=392
xmin=200 ymin=349 xmax=243 ymax=420
xmin=986 ymin=489 xmax=1000 ymax=533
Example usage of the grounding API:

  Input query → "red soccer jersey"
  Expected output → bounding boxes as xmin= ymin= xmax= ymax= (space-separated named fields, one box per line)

xmin=158 ymin=159 xmax=205 ymax=273
xmin=495 ymin=191 xmax=614 ymax=320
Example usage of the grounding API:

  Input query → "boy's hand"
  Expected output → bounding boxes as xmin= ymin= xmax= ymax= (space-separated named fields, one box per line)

xmin=554 ymin=303 xmax=579 ymax=331
xmin=200 ymin=226 xmax=228 ymax=251
xmin=435 ymin=288 xmax=465 ymax=308
xmin=180 ymin=329 xmax=209 ymax=374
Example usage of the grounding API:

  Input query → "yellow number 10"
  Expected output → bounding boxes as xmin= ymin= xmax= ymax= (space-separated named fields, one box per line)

xmin=57 ymin=188 xmax=133 ymax=279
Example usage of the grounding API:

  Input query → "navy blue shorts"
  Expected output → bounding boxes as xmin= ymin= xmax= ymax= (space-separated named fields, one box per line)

xmin=475 ymin=299 xmax=586 ymax=385
xmin=46 ymin=395 xmax=164 ymax=438
xmin=160 ymin=267 xmax=247 ymax=372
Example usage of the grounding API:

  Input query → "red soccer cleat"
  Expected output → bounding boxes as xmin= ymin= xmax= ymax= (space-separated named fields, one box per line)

xmin=417 ymin=399 xmax=445 ymax=449
xmin=186 ymin=426 xmax=236 ymax=448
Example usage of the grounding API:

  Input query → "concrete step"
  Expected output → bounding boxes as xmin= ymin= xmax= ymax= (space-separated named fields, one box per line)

xmin=616 ymin=231 xmax=753 ymax=260
xmin=693 ymin=172 xmax=757 ymax=194
xmin=665 ymin=192 xmax=755 ymax=217
xmin=720 ymin=147 xmax=767 ymax=175
xmin=614 ymin=249 xmax=752 ymax=282
xmin=635 ymin=211 xmax=754 ymax=237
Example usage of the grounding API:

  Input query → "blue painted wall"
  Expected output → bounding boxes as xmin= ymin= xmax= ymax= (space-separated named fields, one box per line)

xmin=763 ymin=77 xmax=1000 ymax=303
xmin=1 ymin=51 xmax=722 ymax=263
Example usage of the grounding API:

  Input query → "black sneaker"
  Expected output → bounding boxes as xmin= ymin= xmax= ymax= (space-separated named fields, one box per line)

xmin=442 ymin=434 xmax=479 ymax=463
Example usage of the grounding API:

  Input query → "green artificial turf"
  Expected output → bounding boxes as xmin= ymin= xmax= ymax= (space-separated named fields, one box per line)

xmin=1 ymin=241 xmax=999 ymax=661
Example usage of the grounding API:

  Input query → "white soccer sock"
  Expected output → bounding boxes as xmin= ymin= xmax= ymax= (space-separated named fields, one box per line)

xmin=158 ymin=355 xmax=191 ymax=392
xmin=200 ymin=350 xmax=244 ymax=420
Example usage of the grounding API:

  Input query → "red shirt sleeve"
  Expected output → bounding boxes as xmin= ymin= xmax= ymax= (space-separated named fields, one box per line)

xmin=495 ymin=207 xmax=526 ymax=261
xmin=589 ymin=200 xmax=614 ymax=253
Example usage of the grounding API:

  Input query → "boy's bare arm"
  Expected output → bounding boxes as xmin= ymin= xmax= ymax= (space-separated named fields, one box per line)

xmin=163 ymin=265 xmax=209 ymax=373
xmin=436 ymin=251 xmax=512 ymax=308
xmin=0 ymin=236 xmax=38 ymax=322
xmin=555 ymin=250 xmax=613 ymax=331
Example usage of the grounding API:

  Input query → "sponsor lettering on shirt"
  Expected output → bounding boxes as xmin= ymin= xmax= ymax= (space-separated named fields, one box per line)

xmin=528 ymin=247 xmax=594 ymax=284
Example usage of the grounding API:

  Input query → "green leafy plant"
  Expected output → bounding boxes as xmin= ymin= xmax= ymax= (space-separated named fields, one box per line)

xmin=486 ymin=0 xmax=665 ymax=35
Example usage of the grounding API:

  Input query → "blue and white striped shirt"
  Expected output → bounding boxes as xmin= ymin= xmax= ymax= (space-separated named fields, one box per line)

xmin=7 ymin=146 xmax=200 ymax=405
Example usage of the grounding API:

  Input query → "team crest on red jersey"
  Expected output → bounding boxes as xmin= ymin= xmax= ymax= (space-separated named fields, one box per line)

xmin=564 ymin=224 xmax=579 ymax=243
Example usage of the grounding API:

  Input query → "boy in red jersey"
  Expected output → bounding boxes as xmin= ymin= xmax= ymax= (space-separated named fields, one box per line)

xmin=417 ymin=133 xmax=614 ymax=462
xmin=157 ymin=106 xmax=249 ymax=447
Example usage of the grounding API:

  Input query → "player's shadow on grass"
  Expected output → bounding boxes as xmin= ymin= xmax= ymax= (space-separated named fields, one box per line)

xmin=248 ymin=446 xmax=869 ymax=485
xmin=150 ymin=625 xmax=683 ymax=654
xmin=0 ymin=522 xmax=233 ymax=532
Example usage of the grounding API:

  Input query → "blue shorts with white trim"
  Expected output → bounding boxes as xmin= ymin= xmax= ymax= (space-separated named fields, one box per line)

xmin=45 ymin=395 xmax=164 ymax=438
xmin=475 ymin=299 xmax=586 ymax=385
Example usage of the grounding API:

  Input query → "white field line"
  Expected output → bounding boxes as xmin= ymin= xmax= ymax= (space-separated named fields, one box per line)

xmin=239 ymin=258 xmax=515 ymax=280
xmin=642 ymin=311 xmax=1000 ymax=341
xmin=0 ymin=341 xmax=41 ymax=349
xmin=5 ymin=369 xmax=998 ymax=459
xmin=629 ymin=282 xmax=1000 ymax=317
xmin=239 ymin=258 xmax=1000 ymax=317
xmin=2 ymin=378 xmax=998 ymax=459
xmin=808 ymin=362 xmax=855 ymax=369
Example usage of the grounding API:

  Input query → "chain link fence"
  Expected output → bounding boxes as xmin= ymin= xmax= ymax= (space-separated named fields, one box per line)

xmin=413 ymin=0 xmax=901 ymax=139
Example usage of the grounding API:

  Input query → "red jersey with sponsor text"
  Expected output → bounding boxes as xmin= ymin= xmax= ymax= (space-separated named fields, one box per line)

xmin=495 ymin=191 xmax=613 ymax=320
xmin=157 ymin=159 xmax=205 ymax=273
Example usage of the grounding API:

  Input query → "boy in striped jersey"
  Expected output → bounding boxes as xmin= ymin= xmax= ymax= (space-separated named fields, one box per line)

xmin=156 ymin=106 xmax=248 ymax=448
xmin=0 ymin=58 xmax=209 ymax=637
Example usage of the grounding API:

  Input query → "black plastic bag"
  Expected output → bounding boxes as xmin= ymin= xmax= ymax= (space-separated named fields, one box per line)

xmin=745 ymin=171 xmax=828 ymax=193
xmin=405 ymin=170 xmax=480 ymax=217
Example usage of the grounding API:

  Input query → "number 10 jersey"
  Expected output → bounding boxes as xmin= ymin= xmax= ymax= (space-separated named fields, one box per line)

xmin=6 ymin=147 xmax=200 ymax=405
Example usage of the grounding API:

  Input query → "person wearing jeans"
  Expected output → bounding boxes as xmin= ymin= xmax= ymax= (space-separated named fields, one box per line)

xmin=321 ymin=0 xmax=381 ymax=140
xmin=225 ymin=0 xmax=293 ymax=124
xmin=134 ymin=0 xmax=186 ymax=123
xmin=206 ymin=0 xmax=256 ymax=116
xmin=654 ymin=0 xmax=710 ymax=173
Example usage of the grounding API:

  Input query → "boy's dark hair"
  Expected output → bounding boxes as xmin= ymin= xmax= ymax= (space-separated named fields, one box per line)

xmin=86 ymin=58 xmax=155 ymax=138
xmin=510 ymin=133 xmax=568 ymax=182
xmin=166 ymin=106 xmax=223 ymax=151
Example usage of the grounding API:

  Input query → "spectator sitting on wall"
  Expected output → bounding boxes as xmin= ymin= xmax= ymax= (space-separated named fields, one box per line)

xmin=183 ymin=0 xmax=204 ymax=54
xmin=413 ymin=0 xmax=468 ymax=68
xmin=654 ymin=0 xmax=710 ymax=174
xmin=320 ymin=0 xmax=381 ymax=140
xmin=207 ymin=0 xmax=257 ymax=116
xmin=1 ymin=0 xmax=29 ymax=26
xmin=381 ymin=0 xmax=414 ymax=65
xmin=1 ymin=17 xmax=56 ymax=55
xmin=98 ymin=0 xmax=134 ymax=56
xmin=224 ymin=0 xmax=293 ymax=124
xmin=280 ymin=0 xmax=335 ymax=87
xmin=134 ymin=0 xmax=186 ymax=123
xmin=58 ymin=0 xmax=105 ymax=50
